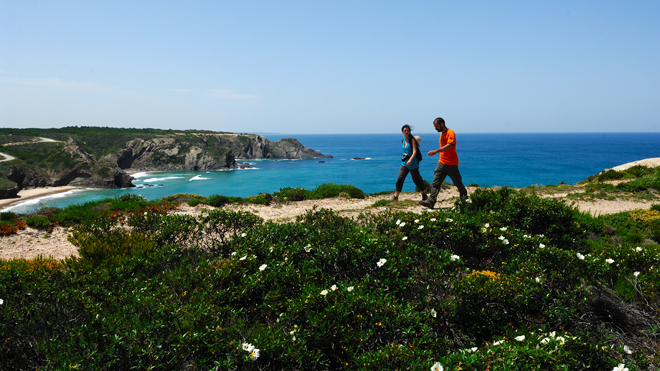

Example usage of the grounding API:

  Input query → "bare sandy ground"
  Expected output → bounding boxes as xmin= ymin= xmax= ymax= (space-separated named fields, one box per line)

xmin=1 ymin=157 xmax=658 ymax=261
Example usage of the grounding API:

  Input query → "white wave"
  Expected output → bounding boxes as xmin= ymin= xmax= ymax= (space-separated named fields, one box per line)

xmin=1 ymin=189 xmax=87 ymax=212
xmin=130 ymin=172 xmax=151 ymax=179
xmin=141 ymin=176 xmax=185 ymax=182
xmin=189 ymin=175 xmax=210 ymax=181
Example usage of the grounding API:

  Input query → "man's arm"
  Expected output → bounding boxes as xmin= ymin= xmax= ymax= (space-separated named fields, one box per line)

xmin=427 ymin=143 xmax=454 ymax=157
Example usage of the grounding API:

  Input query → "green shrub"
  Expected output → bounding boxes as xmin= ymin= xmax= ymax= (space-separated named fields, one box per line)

xmin=24 ymin=215 xmax=52 ymax=229
xmin=0 ymin=211 xmax=18 ymax=221
xmin=245 ymin=193 xmax=272 ymax=205
xmin=187 ymin=197 xmax=200 ymax=206
xmin=205 ymin=194 xmax=242 ymax=207
xmin=274 ymin=186 xmax=309 ymax=201
xmin=651 ymin=204 xmax=660 ymax=212
xmin=308 ymin=183 xmax=366 ymax=199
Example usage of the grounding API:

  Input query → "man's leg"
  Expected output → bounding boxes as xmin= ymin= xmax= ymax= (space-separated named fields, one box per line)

xmin=446 ymin=165 xmax=468 ymax=198
xmin=422 ymin=162 xmax=447 ymax=207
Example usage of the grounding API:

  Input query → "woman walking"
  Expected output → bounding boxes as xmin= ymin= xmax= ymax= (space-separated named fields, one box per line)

xmin=394 ymin=125 xmax=428 ymax=201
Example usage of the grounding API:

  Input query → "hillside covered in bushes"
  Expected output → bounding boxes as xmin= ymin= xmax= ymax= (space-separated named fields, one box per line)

xmin=1 ymin=178 xmax=660 ymax=369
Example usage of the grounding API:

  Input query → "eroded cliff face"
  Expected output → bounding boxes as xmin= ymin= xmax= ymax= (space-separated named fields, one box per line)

xmin=105 ymin=133 xmax=331 ymax=172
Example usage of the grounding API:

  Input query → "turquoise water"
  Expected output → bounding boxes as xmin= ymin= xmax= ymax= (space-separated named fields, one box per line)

xmin=4 ymin=132 xmax=660 ymax=213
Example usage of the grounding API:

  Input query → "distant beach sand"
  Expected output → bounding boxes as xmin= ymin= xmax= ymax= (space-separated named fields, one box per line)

xmin=0 ymin=186 xmax=79 ymax=210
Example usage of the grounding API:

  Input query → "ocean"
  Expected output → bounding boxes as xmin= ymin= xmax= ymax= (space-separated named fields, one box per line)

xmin=4 ymin=132 xmax=660 ymax=214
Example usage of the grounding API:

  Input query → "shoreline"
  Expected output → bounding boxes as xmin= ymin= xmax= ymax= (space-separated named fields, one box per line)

xmin=0 ymin=186 xmax=80 ymax=211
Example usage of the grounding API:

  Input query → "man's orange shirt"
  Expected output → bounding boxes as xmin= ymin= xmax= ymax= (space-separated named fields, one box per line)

xmin=439 ymin=129 xmax=459 ymax=165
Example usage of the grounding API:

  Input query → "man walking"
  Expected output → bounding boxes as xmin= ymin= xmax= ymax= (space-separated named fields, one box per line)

xmin=419 ymin=117 xmax=468 ymax=209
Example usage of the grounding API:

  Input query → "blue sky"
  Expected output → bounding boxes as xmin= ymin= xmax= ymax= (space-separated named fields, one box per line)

xmin=1 ymin=1 xmax=659 ymax=134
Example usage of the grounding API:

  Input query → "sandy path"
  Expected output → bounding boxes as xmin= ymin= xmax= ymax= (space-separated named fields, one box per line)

xmin=1 ymin=184 xmax=657 ymax=261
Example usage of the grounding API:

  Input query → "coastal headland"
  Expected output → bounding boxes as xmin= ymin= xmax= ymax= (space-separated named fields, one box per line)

xmin=0 ymin=127 xmax=332 ymax=199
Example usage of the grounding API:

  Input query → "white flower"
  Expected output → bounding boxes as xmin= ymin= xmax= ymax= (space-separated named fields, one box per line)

xmin=613 ymin=363 xmax=629 ymax=371
xmin=269 ymin=246 xmax=274 ymax=252
xmin=330 ymin=284 xmax=338 ymax=291
xmin=634 ymin=271 xmax=640 ymax=277
xmin=493 ymin=340 xmax=504 ymax=346
xmin=249 ymin=348 xmax=260 ymax=361
xmin=430 ymin=218 xmax=436 ymax=222
xmin=144 ymin=212 xmax=148 ymax=215
xmin=292 ymin=336 xmax=296 ymax=341
xmin=500 ymin=227 xmax=507 ymax=231
xmin=470 ymin=347 xmax=478 ymax=352
xmin=606 ymin=258 xmax=614 ymax=264
xmin=419 ymin=225 xmax=424 ymax=230
xmin=539 ymin=234 xmax=544 ymax=238
xmin=347 ymin=286 xmax=354 ymax=292
xmin=576 ymin=253 xmax=585 ymax=260
xmin=535 ymin=277 xmax=541 ymax=283
xmin=623 ymin=345 xmax=632 ymax=354
xmin=539 ymin=243 xmax=545 ymax=248
xmin=415 ymin=219 xmax=420 ymax=223
xmin=540 ymin=337 xmax=550 ymax=344
xmin=396 ymin=219 xmax=401 ymax=225
xmin=515 ymin=335 xmax=525 ymax=341
xmin=402 ymin=236 xmax=408 ymax=241
xmin=430 ymin=362 xmax=444 ymax=371
xmin=498 ymin=235 xmax=505 ymax=240
xmin=0 ymin=298 xmax=3 ymax=305
xmin=304 ymin=244 xmax=312 ymax=253
xmin=523 ymin=234 xmax=529 ymax=238
xmin=242 ymin=342 xmax=254 ymax=352
xmin=320 ymin=289 xmax=328 ymax=296
xmin=481 ymin=228 xmax=487 ymax=233
xmin=446 ymin=218 xmax=453 ymax=222
xmin=259 ymin=264 xmax=267 ymax=271
xmin=240 ymin=255 xmax=247 ymax=261
xmin=430 ymin=308 xmax=437 ymax=318
xmin=231 ymin=252 xmax=237 ymax=256
xmin=450 ymin=254 xmax=460 ymax=261
xmin=635 ymin=246 xmax=642 ymax=252
xmin=555 ymin=336 xmax=566 ymax=344
xmin=484 ymin=223 xmax=490 ymax=228
xmin=377 ymin=258 xmax=387 ymax=267
xmin=241 ymin=233 xmax=247 ymax=237
xmin=399 ymin=222 xmax=406 ymax=227
xmin=502 ymin=239 xmax=509 ymax=245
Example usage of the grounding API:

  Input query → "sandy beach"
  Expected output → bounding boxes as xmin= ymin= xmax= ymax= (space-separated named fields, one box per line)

xmin=0 ymin=186 xmax=79 ymax=210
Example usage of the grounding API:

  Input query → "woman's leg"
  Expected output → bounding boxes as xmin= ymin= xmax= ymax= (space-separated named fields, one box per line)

xmin=410 ymin=168 xmax=428 ymax=199
xmin=394 ymin=166 xmax=410 ymax=200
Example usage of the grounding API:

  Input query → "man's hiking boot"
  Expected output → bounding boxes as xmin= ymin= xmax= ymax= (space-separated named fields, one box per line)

xmin=418 ymin=200 xmax=434 ymax=209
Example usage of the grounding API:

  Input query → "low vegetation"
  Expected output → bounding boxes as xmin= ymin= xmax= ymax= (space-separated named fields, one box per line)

xmin=1 ymin=180 xmax=660 ymax=369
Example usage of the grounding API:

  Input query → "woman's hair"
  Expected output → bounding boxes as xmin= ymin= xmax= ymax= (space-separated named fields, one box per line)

xmin=401 ymin=124 xmax=412 ymax=132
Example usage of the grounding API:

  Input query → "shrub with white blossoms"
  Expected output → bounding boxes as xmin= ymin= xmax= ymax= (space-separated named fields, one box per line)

xmin=242 ymin=342 xmax=261 ymax=359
